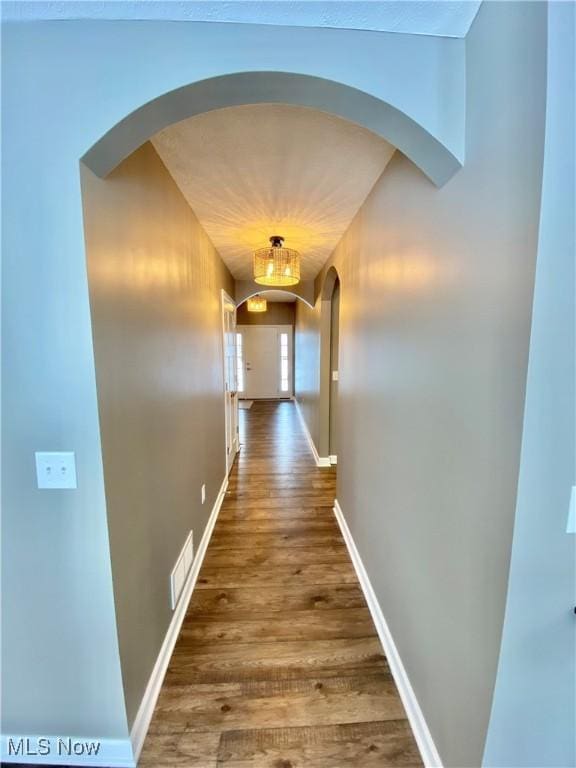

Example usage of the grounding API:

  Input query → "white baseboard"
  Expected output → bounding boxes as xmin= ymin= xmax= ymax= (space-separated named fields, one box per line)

xmin=293 ymin=398 xmax=331 ymax=468
xmin=329 ymin=454 xmax=338 ymax=465
xmin=333 ymin=499 xmax=443 ymax=768
xmin=130 ymin=474 xmax=229 ymax=761
xmin=1 ymin=736 xmax=134 ymax=767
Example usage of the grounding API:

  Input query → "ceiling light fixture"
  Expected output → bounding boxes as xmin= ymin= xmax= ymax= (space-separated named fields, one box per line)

xmin=247 ymin=295 xmax=267 ymax=313
xmin=253 ymin=236 xmax=301 ymax=287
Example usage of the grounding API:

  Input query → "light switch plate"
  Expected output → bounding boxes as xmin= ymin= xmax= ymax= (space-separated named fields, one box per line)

xmin=35 ymin=451 xmax=77 ymax=489
xmin=332 ymin=370 xmax=339 ymax=381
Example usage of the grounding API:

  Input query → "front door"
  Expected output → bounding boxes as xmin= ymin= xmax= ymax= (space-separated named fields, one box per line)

xmin=222 ymin=291 xmax=239 ymax=473
xmin=237 ymin=325 xmax=292 ymax=399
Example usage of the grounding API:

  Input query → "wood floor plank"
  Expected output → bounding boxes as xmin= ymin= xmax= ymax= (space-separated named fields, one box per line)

xmin=209 ymin=531 xmax=342 ymax=550
xmin=197 ymin=561 xmax=357 ymax=588
xmin=165 ymin=637 xmax=388 ymax=684
xmin=217 ymin=720 xmax=422 ymax=767
xmin=213 ymin=518 xmax=338 ymax=534
xmin=219 ymin=506 xmax=334 ymax=520
xmin=226 ymin=479 xmax=336 ymax=491
xmin=186 ymin=584 xmax=368 ymax=616
xmin=217 ymin=508 xmax=335 ymax=524
xmin=223 ymin=496 xmax=337 ymax=509
xmin=150 ymin=675 xmax=405 ymax=733
xmin=139 ymin=732 xmax=220 ymax=766
xmin=177 ymin=608 xmax=375 ymax=643
xmin=224 ymin=489 xmax=337 ymax=501
xmin=222 ymin=496 xmax=336 ymax=508
xmin=202 ymin=545 xmax=349 ymax=568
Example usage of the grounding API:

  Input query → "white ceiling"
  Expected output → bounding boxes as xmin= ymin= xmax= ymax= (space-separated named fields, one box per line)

xmin=153 ymin=105 xmax=395 ymax=281
xmin=3 ymin=2 xmax=482 ymax=38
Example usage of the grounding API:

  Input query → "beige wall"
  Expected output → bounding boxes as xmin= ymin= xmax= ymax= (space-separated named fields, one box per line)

xmin=237 ymin=301 xmax=295 ymax=326
xmin=81 ymin=142 xmax=233 ymax=726
xmin=294 ymin=3 xmax=546 ymax=765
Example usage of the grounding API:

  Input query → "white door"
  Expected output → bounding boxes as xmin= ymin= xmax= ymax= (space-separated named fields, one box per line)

xmin=237 ymin=325 xmax=292 ymax=399
xmin=222 ymin=291 xmax=239 ymax=473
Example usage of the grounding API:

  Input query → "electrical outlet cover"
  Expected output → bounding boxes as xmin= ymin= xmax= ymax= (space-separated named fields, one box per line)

xmin=35 ymin=451 xmax=77 ymax=489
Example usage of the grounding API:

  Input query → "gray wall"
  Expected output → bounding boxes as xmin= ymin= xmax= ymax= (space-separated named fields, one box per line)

xmin=81 ymin=142 xmax=233 ymax=726
xmin=483 ymin=3 xmax=575 ymax=765
xmin=294 ymin=3 xmax=546 ymax=765
xmin=295 ymin=299 xmax=322 ymax=449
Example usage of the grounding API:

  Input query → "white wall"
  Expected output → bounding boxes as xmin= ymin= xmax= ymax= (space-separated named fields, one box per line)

xmin=483 ymin=4 xmax=576 ymax=765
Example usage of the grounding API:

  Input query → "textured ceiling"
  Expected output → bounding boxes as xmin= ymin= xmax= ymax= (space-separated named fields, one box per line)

xmin=153 ymin=105 xmax=395 ymax=281
xmin=3 ymin=2 xmax=482 ymax=38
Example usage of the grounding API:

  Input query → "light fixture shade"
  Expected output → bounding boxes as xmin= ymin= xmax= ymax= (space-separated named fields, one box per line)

xmin=254 ymin=236 xmax=301 ymax=286
xmin=247 ymin=295 xmax=267 ymax=313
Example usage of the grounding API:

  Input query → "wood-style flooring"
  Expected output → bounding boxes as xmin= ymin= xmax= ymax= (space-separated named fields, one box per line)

xmin=139 ymin=400 xmax=421 ymax=767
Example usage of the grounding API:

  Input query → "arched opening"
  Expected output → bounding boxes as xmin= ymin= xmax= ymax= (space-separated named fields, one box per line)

xmin=77 ymin=67 xmax=464 ymax=763
xmin=82 ymin=72 xmax=461 ymax=187
xmin=319 ymin=266 xmax=341 ymax=462
xmin=236 ymin=291 xmax=310 ymax=402
xmin=237 ymin=286 xmax=315 ymax=309
xmin=329 ymin=278 xmax=341 ymax=462
xmin=79 ymin=68 xmax=462 ymax=470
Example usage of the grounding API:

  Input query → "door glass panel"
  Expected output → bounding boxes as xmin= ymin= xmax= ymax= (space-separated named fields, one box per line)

xmin=236 ymin=333 xmax=244 ymax=393
xmin=280 ymin=332 xmax=289 ymax=392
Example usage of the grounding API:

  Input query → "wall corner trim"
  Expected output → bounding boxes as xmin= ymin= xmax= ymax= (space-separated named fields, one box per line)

xmin=293 ymin=398 xmax=331 ymax=467
xmin=0 ymin=737 xmax=135 ymax=767
xmin=130 ymin=474 xmax=229 ymax=761
xmin=333 ymin=499 xmax=443 ymax=768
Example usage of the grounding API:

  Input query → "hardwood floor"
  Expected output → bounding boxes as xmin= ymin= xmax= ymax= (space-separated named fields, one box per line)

xmin=139 ymin=400 xmax=421 ymax=767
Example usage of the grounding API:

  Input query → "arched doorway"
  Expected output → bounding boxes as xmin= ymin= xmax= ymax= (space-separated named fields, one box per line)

xmin=318 ymin=266 xmax=341 ymax=462
xmin=329 ymin=277 xmax=341 ymax=462
xmin=82 ymin=72 xmax=461 ymax=186
xmin=235 ymin=291 xmax=309 ymax=401
xmin=76 ymin=66 xmax=464 ymax=762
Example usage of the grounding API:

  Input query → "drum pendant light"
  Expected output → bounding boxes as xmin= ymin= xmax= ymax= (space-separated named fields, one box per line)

xmin=253 ymin=236 xmax=301 ymax=287
xmin=247 ymin=295 xmax=267 ymax=312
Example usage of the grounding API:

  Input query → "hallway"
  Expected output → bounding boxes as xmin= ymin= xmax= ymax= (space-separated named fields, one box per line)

xmin=139 ymin=401 xmax=421 ymax=767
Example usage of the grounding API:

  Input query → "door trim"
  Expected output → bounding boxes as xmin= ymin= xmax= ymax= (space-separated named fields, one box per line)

xmin=221 ymin=289 xmax=239 ymax=473
xmin=237 ymin=324 xmax=293 ymax=399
